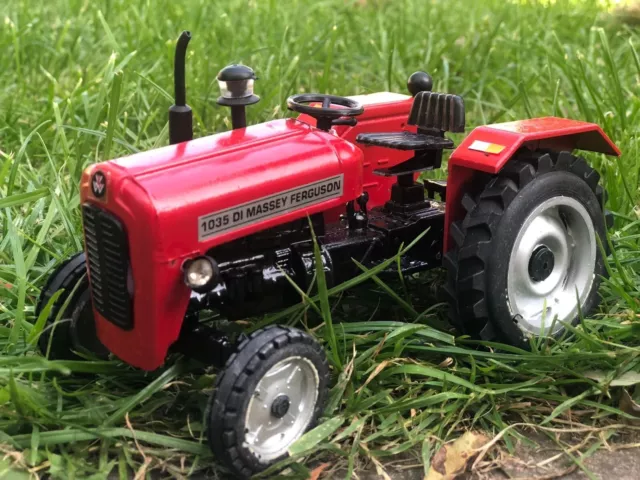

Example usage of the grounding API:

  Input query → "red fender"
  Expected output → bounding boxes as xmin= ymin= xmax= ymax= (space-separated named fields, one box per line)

xmin=444 ymin=117 xmax=621 ymax=252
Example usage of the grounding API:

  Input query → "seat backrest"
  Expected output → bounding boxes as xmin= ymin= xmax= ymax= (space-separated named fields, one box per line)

xmin=408 ymin=91 xmax=465 ymax=133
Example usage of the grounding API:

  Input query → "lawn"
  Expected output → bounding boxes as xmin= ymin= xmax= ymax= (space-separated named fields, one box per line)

xmin=1 ymin=0 xmax=639 ymax=478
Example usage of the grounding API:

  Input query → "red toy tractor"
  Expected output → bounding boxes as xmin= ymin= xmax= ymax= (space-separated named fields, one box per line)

xmin=37 ymin=32 xmax=619 ymax=477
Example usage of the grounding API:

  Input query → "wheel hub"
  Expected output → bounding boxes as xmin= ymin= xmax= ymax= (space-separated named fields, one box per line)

xmin=244 ymin=357 xmax=319 ymax=461
xmin=270 ymin=395 xmax=291 ymax=419
xmin=528 ymin=245 xmax=555 ymax=282
xmin=507 ymin=196 xmax=596 ymax=336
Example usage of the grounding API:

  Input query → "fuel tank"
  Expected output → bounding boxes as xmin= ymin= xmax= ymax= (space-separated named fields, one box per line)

xmin=80 ymin=118 xmax=363 ymax=370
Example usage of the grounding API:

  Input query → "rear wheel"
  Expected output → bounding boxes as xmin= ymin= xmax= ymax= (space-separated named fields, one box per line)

xmin=208 ymin=325 xmax=329 ymax=478
xmin=444 ymin=150 xmax=608 ymax=346
xmin=36 ymin=253 xmax=108 ymax=359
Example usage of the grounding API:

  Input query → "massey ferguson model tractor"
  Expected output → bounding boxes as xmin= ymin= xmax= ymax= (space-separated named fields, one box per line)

xmin=37 ymin=31 xmax=619 ymax=477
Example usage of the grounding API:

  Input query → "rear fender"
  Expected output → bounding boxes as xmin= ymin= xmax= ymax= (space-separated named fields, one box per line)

xmin=444 ymin=117 xmax=621 ymax=252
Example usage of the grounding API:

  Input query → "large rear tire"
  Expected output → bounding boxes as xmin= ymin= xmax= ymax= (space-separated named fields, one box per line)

xmin=444 ymin=150 xmax=609 ymax=347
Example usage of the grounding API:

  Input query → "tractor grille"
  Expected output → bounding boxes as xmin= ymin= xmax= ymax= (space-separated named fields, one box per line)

xmin=82 ymin=203 xmax=133 ymax=330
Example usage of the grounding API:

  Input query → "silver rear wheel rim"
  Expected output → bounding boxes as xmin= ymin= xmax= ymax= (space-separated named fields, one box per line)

xmin=244 ymin=356 xmax=319 ymax=461
xmin=507 ymin=196 xmax=596 ymax=336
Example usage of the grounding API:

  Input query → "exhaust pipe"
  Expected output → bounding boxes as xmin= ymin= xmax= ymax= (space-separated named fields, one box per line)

xmin=169 ymin=31 xmax=193 ymax=145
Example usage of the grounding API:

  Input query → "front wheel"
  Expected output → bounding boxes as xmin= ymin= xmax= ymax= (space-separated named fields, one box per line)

xmin=444 ymin=150 xmax=609 ymax=346
xmin=36 ymin=252 xmax=108 ymax=359
xmin=208 ymin=325 xmax=329 ymax=478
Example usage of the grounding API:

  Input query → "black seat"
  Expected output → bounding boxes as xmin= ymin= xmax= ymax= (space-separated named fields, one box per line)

xmin=356 ymin=91 xmax=464 ymax=176
xmin=354 ymin=131 xmax=454 ymax=151
xmin=356 ymin=91 xmax=465 ymax=151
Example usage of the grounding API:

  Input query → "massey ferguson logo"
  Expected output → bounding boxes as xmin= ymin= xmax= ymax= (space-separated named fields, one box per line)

xmin=91 ymin=171 xmax=106 ymax=198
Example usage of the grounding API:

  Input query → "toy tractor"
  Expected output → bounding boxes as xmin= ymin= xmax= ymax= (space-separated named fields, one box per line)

xmin=37 ymin=31 xmax=619 ymax=477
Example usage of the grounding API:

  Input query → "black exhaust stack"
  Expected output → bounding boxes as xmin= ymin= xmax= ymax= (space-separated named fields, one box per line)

xmin=169 ymin=31 xmax=193 ymax=145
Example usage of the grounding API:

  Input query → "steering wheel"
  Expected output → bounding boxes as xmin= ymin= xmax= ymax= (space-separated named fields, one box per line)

xmin=287 ymin=94 xmax=364 ymax=131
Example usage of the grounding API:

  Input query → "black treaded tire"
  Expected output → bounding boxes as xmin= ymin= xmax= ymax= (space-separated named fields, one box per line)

xmin=444 ymin=150 xmax=609 ymax=347
xmin=208 ymin=325 xmax=330 ymax=478
xmin=36 ymin=252 xmax=108 ymax=359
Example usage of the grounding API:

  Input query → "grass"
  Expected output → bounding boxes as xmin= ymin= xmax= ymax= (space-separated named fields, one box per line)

xmin=0 ymin=0 xmax=639 ymax=477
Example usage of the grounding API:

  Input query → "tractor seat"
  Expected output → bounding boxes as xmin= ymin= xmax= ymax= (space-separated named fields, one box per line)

xmin=354 ymin=131 xmax=454 ymax=150
xmin=356 ymin=91 xmax=465 ymax=151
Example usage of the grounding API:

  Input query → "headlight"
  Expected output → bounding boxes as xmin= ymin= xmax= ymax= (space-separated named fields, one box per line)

xmin=216 ymin=65 xmax=260 ymax=106
xmin=218 ymin=78 xmax=254 ymax=99
xmin=183 ymin=256 xmax=219 ymax=292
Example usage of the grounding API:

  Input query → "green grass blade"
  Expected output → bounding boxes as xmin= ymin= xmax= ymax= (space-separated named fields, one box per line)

xmin=103 ymin=362 xmax=185 ymax=427
xmin=0 ymin=188 xmax=50 ymax=209
xmin=103 ymin=71 xmax=124 ymax=161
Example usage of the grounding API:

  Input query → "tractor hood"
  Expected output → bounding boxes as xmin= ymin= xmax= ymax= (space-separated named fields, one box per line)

xmin=81 ymin=118 xmax=363 ymax=262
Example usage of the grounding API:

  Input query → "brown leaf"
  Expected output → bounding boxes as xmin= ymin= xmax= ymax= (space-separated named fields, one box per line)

xmin=425 ymin=431 xmax=490 ymax=480
xmin=431 ymin=445 xmax=448 ymax=475
xmin=309 ymin=462 xmax=330 ymax=480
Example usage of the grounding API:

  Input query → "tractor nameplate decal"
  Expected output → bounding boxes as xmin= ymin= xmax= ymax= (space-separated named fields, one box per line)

xmin=468 ymin=140 xmax=505 ymax=154
xmin=198 ymin=174 xmax=344 ymax=241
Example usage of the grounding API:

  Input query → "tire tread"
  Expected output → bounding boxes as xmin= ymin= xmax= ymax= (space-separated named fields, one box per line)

xmin=208 ymin=326 xmax=329 ymax=478
xmin=444 ymin=150 xmax=608 ymax=343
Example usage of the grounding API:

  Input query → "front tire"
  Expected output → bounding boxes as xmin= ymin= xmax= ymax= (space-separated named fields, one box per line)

xmin=208 ymin=325 xmax=329 ymax=478
xmin=36 ymin=253 xmax=108 ymax=359
xmin=444 ymin=150 xmax=608 ymax=346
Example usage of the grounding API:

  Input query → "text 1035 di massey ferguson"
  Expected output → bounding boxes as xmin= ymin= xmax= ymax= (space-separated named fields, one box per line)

xmin=37 ymin=31 xmax=620 ymax=477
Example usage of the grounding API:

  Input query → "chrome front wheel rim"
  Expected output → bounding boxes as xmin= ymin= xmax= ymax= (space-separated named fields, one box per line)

xmin=507 ymin=196 xmax=596 ymax=336
xmin=244 ymin=356 xmax=319 ymax=461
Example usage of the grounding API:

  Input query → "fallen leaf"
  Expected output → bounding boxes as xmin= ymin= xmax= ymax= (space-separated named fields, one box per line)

xmin=425 ymin=431 xmax=490 ymax=480
xmin=585 ymin=370 xmax=640 ymax=387
xmin=309 ymin=462 xmax=331 ymax=480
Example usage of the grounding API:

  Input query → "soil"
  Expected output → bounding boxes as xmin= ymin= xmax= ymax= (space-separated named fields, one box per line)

xmin=350 ymin=430 xmax=640 ymax=480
